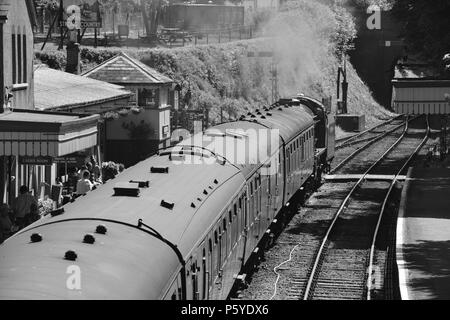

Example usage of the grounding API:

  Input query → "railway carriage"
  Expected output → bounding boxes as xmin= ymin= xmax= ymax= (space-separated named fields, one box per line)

xmin=0 ymin=95 xmax=334 ymax=300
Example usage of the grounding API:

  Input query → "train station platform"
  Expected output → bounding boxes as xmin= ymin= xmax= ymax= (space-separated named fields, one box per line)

xmin=396 ymin=167 xmax=450 ymax=299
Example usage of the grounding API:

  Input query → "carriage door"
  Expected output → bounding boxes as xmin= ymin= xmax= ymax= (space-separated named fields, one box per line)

xmin=208 ymin=238 xmax=214 ymax=295
xmin=202 ymin=247 xmax=209 ymax=300
xmin=267 ymin=165 xmax=273 ymax=221
xmin=190 ymin=258 xmax=199 ymax=300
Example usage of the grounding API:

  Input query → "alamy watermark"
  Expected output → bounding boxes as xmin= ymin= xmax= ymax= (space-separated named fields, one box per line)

xmin=366 ymin=5 xmax=381 ymax=30
xmin=169 ymin=128 xmax=280 ymax=176
xmin=66 ymin=265 xmax=81 ymax=290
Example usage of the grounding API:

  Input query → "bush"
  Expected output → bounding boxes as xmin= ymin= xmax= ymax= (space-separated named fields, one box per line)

xmin=34 ymin=0 xmax=391 ymax=126
xmin=101 ymin=161 xmax=124 ymax=182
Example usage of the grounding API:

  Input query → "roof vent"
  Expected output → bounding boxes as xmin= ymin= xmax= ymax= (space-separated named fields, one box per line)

xmin=216 ymin=158 xmax=226 ymax=166
xmin=113 ymin=182 xmax=140 ymax=197
xmin=30 ymin=233 xmax=42 ymax=243
xmin=129 ymin=180 xmax=150 ymax=188
xmin=247 ymin=112 xmax=252 ymax=115
xmin=250 ymin=114 xmax=256 ymax=118
xmin=197 ymin=198 xmax=202 ymax=202
xmin=51 ymin=207 xmax=65 ymax=217
xmin=203 ymin=189 xmax=208 ymax=195
xmin=191 ymin=202 xmax=196 ymax=208
xmin=160 ymin=200 xmax=175 ymax=210
xmin=214 ymin=179 xmax=219 ymax=184
xmin=261 ymin=116 xmax=266 ymax=119
xmin=267 ymin=112 xmax=272 ymax=116
xmin=151 ymin=166 xmax=169 ymax=173
xmin=169 ymin=154 xmax=185 ymax=161
xmin=95 ymin=225 xmax=107 ymax=234
xmin=64 ymin=250 xmax=77 ymax=261
xmin=83 ymin=234 xmax=95 ymax=244
xmin=278 ymin=107 xmax=283 ymax=111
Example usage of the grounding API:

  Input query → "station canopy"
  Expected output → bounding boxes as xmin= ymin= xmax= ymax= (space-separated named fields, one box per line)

xmin=0 ymin=109 xmax=99 ymax=158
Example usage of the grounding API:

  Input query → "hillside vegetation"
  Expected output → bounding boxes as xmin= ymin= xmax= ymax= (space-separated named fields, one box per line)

xmin=35 ymin=0 xmax=394 ymax=127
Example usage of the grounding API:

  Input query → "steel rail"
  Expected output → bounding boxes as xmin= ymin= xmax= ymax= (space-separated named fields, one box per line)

xmin=330 ymin=116 xmax=419 ymax=174
xmin=303 ymin=115 xmax=419 ymax=300
xmin=336 ymin=115 xmax=403 ymax=148
xmin=366 ymin=115 xmax=430 ymax=300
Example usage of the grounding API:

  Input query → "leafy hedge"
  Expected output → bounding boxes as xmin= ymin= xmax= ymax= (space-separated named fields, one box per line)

xmin=34 ymin=0 xmax=393 ymax=126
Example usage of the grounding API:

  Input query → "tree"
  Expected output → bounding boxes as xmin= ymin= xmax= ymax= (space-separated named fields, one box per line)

xmin=140 ymin=0 xmax=168 ymax=39
xmin=392 ymin=0 xmax=450 ymax=62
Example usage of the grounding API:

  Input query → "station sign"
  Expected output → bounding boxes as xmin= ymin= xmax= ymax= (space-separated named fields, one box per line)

xmin=54 ymin=157 xmax=79 ymax=164
xmin=19 ymin=156 xmax=53 ymax=166
xmin=59 ymin=0 xmax=103 ymax=29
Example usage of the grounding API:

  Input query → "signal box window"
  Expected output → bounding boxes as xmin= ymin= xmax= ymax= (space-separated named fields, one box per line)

xmin=138 ymin=88 xmax=159 ymax=108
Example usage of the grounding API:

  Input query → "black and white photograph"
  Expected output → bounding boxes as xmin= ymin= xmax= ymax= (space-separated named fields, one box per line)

xmin=0 ymin=0 xmax=449 ymax=309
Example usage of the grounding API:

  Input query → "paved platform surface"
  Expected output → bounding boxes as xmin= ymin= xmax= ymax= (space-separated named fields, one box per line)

xmin=397 ymin=168 xmax=450 ymax=300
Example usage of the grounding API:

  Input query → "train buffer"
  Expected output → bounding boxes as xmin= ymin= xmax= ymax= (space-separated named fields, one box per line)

xmin=324 ymin=174 xmax=407 ymax=182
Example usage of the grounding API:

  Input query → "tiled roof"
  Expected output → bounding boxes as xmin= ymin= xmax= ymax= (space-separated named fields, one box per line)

xmin=83 ymin=52 xmax=173 ymax=85
xmin=34 ymin=67 xmax=132 ymax=111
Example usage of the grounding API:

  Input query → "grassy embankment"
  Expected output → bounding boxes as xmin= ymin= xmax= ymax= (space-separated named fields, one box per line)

xmin=34 ymin=0 xmax=395 ymax=133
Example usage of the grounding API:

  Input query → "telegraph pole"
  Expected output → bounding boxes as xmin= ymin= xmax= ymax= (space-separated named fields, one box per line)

xmin=247 ymin=50 xmax=279 ymax=104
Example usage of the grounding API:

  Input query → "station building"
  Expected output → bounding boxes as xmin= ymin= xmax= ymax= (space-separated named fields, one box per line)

xmin=391 ymin=58 xmax=450 ymax=115
xmin=0 ymin=0 xmax=112 ymax=204
xmin=33 ymin=66 xmax=133 ymax=186
xmin=83 ymin=52 xmax=176 ymax=166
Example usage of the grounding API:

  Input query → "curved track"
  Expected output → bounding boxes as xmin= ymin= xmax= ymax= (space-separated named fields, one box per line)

xmin=335 ymin=115 xmax=405 ymax=150
xmin=301 ymin=115 xmax=429 ymax=300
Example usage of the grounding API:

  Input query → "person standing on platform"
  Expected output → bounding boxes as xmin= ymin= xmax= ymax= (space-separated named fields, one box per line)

xmin=90 ymin=157 xmax=102 ymax=183
xmin=76 ymin=171 xmax=94 ymax=195
xmin=0 ymin=204 xmax=13 ymax=243
xmin=12 ymin=186 xmax=38 ymax=229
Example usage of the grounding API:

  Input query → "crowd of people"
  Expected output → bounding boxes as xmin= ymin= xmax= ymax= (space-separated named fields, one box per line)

xmin=0 ymin=157 xmax=126 ymax=243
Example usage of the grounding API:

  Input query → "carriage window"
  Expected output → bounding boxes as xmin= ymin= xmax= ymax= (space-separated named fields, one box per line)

xmin=172 ymin=292 xmax=177 ymax=300
xmin=209 ymin=239 xmax=212 ymax=252
xmin=229 ymin=210 xmax=232 ymax=222
xmin=238 ymin=198 xmax=242 ymax=211
xmin=214 ymin=231 xmax=218 ymax=244
xmin=223 ymin=218 xmax=227 ymax=231
xmin=234 ymin=203 xmax=237 ymax=216
xmin=250 ymin=181 xmax=253 ymax=194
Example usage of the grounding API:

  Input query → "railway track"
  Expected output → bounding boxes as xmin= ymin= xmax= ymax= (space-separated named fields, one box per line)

xmin=258 ymin=116 xmax=429 ymax=300
xmin=239 ymin=116 xmax=429 ymax=300
xmin=301 ymin=115 xmax=429 ymax=300
xmin=332 ymin=116 xmax=421 ymax=174
xmin=335 ymin=115 xmax=405 ymax=150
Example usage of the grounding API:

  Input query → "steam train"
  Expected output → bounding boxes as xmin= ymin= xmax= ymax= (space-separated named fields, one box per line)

xmin=0 ymin=94 xmax=335 ymax=300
